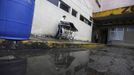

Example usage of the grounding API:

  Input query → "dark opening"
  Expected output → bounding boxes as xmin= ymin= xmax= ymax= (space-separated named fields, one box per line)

xmin=80 ymin=15 xmax=84 ymax=21
xmin=72 ymin=9 xmax=77 ymax=17
xmin=48 ymin=0 xmax=59 ymax=6
xmin=80 ymin=15 xmax=91 ymax=26
xmin=60 ymin=1 xmax=70 ymax=12
xmin=90 ymin=16 xmax=93 ymax=21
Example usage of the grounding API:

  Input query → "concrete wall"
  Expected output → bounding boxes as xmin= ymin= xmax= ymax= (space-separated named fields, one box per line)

xmin=89 ymin=0 xmax=134 ymax=12
xmin=31 ymin=0 xmax=93 ymax=41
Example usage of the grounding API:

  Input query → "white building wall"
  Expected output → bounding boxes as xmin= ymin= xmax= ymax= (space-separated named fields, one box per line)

xmin=89 ymin=0 xmax=134 ymax=12
xmin=32 ymin=0 xmax=93 ymax=41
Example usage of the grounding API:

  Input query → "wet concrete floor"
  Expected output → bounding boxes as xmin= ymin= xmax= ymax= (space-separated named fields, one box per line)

xmin=26 ymin=47 xmax=134 ymax=75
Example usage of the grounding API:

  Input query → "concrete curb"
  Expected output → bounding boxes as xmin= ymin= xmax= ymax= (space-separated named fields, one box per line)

xmin=0 ymin=40 xmax=106 ymax=49
xmin=22 ymin=40 xmax=106 ymax=48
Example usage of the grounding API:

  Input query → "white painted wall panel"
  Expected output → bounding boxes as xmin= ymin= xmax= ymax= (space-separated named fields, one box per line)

xmin=31 ymin=0 xmax=93 ymax=41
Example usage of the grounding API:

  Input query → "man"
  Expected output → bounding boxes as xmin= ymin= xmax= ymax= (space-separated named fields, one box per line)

xmin=55 ymin=15 xmax=66 ymax=39
xmin=60 ymin=15 xmax=66 ymax=22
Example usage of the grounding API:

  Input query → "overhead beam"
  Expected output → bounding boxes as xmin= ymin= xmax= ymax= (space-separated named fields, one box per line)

xmin=93 ymin=5 xmax=134 ymax=18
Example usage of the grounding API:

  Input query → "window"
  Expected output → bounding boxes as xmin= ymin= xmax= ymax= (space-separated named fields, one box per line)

xmin=60 ymin=1 xmax=70 ymax=12
xmin=127 ymin=26 xmax=134 ymax=32
xmin=84 ymin=18 xmax=91 ymax=25
xmin=48 ymin=0 xmax=59 ymax=6
xmin=80 ymin=15 xmax=84 ymax=21
xmin=72 ymin=9 xmax=77 ymax=17
xmin=108 ymin=27 xmax=124 ymax=41
xmin=80 ymin=15 xmax=91 ymax=26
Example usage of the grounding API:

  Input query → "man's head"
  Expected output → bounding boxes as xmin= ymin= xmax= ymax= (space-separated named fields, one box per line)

xmin=63 ymin=15 xmax=66 ymax=19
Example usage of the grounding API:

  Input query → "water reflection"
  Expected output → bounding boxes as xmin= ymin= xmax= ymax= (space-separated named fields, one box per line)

xmin=52 ymin=51 xmax=75 ymax=70
xmin=49 ymin=50 xmax=89 ymax=75
xmin=27 ymin=49 xmax=90 ymax=75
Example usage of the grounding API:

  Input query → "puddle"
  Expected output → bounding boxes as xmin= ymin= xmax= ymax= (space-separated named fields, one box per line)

xmin=27 ymin=49 xmax=90 ymax=75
